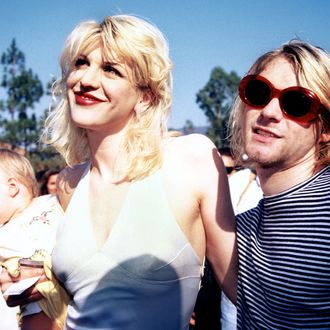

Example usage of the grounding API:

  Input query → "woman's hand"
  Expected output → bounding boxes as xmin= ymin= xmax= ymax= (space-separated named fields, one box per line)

xmin=0 ymin=264 xmax=46 ymax=307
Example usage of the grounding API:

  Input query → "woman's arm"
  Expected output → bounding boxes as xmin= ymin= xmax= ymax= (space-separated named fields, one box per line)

xmin=22 ymin=312 xmax=60 ymax=330
xmin=189 ymin=135 xmax=237 ymax=304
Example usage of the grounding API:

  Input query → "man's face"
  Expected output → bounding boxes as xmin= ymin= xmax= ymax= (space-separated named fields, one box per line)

xmin=241 ymin=57 xmax=319 ymax=172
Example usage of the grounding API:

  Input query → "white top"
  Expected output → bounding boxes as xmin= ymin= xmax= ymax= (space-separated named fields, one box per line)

xmin=221 ymin=168 xmax=263 ymax=330
xmin=52 ymin=166 xmax=203 ymax=330
xmin=229 ymin=168 xmax=263 ymax=215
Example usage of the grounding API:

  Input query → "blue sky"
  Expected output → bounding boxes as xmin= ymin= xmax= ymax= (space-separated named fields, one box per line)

xmin=1 ymin=0 xmax=329 ymax=129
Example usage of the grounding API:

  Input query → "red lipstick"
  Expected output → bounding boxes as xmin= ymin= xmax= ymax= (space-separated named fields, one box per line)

xmin=74 ymin=92 xmax=105 ymax=106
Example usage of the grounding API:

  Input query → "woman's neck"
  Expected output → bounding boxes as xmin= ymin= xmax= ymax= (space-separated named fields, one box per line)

xmin=87 ymin=129 xmax=127 ymax=182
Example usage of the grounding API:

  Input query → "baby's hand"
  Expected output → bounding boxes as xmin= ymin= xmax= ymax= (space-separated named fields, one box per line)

xmin=0 ymin=259 xmax=46 ymax=307
xmin=1 ymin=257 xmax=21 ymax=277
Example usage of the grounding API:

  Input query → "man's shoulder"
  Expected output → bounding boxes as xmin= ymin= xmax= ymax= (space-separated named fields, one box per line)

xmin=306 ymin=165 xmax=330 ymax=189
xmin=236 ymin=202 xmax=262 ymax=222
xmin=318 ymin=165 xmax=330 ymax=177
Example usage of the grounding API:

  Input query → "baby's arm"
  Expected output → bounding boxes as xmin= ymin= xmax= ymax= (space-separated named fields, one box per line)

xmin=1 ymin=261 xmax=59 ymax=329
xmin=0 ymin=263 xmax=45 ymax=307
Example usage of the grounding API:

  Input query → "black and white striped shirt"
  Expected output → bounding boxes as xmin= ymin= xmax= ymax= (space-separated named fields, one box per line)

xmin=237 ymin=166 xmax=330 ymax=329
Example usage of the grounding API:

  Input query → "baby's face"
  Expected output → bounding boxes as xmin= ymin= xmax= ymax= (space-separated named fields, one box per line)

xmin=0 ymin=172 xmax=12 ymax=225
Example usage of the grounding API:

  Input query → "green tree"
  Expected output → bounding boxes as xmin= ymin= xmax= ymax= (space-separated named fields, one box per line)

xmin=196 ymin=67 xmax=240 ymax=148
xmin=0 ymin=39 xmax=43 ymax=149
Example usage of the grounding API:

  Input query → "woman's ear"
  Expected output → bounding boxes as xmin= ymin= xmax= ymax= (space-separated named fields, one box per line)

xmin=7 ymin=177 xmax=20 ymax=197
xmin=135 ymin=91 xmax=152 ymax=114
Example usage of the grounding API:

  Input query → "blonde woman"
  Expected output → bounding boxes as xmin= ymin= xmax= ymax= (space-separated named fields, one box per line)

xmin=1 ymin=15 xmax=237 ymax=329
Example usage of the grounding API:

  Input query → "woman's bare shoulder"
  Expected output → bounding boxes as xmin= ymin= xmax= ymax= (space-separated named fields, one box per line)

xmin=57 ymin=162 xmax=88 ymax=210
xmin=166 ymin=133 xmax=219 ymax=162
xmin=163 ymin=134 xmax=223 ymax=191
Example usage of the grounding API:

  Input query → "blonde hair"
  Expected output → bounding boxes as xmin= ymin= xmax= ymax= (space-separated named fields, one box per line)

xmin=41 ymin=15 xmax=173 ymax=181
xmin=230 ymin=40 xmax=330 ymax=169
xmin=0 ymin=148 xmax=38 ymax=197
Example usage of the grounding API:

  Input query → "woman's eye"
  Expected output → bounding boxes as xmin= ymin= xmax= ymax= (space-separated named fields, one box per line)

xmin=103 ymin=64 xmax=122 ymax=77
xmin=74 ymin=57 xmax=88 ymax=68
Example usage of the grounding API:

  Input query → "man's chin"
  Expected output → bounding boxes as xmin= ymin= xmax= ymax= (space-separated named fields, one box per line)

xmin=246 ymin=151 xmax=276 ymax=169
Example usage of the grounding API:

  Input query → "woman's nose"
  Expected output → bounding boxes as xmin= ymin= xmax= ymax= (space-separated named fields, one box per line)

xmin=80 ymin=66 xmax=101 ymax=89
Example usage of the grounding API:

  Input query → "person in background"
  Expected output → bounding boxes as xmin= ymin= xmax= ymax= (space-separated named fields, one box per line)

xmin=218 ymin=147 xmax=237 ymax=176
xmin=0 ymin=148 xmax=67 ymax=330
xmin=220 ymin=160 xmax=263 ymax=329
xmin=230 ymin=40 xmax=330 ymax=329
xmin=218 ymin=147 xmax=263 ymax=329
xmin=228 ymin=165 xmax=262 ymax=215
xmin=1 ymin=14 xmax=237 ymax=329
xmin=38 ymin=169 xmax=61 ymax=196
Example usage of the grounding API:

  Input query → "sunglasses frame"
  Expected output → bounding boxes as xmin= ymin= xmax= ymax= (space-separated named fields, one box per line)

xmin=239 ymin=74 xmax=323 ymax=122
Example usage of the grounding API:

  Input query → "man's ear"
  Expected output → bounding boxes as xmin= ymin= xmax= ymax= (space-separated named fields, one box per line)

xmin=7 ymin=177 xmax=20 ymax=197
xmin=320 ymin=132 xmax=330 ymax=143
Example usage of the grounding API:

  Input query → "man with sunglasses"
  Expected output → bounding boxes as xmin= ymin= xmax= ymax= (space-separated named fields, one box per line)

xmin=230 ymin=40 xmax=330 ymax=329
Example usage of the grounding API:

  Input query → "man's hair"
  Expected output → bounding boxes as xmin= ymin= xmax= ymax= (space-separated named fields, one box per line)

xmin=218 ymin=147 xmax=233 ymax=158
xmin=41 ymin=15 xmax=173 ymax=181
xmin=230 ymin=40 xmax=330 ymax=169
xmin=0 ymin=148 xmax=38 ymax=197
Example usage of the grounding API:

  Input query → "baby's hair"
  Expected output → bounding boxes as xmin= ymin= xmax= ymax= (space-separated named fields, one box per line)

xmin=0 ymin=148 xmax=38 ymax=197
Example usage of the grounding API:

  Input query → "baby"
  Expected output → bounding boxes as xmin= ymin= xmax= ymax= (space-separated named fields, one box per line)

xmin=0 ymin=148 xmax=68 ymax=330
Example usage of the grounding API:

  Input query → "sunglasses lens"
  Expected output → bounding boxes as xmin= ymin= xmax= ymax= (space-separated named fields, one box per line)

xmin=240 ymin=75 xmax=322 ymax=122
xmin=281 ymin=90 xmax=312 ymax=118
xmin=244 ymin=79 xmax=271 ymax=107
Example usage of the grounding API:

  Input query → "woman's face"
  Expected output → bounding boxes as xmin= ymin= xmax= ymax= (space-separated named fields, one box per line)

xmin=46 ymin=173 xmax=58 ymax=195
xmin=67 ymin=46 xmax=141 ymax=133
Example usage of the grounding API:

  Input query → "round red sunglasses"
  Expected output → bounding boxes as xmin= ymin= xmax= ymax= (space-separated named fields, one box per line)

xmin=239 ymin=74 xmax=324 ymax=122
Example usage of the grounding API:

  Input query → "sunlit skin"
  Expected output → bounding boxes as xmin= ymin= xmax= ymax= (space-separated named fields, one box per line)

xmin=0 ymin=173 xmax=13 ymax=225
xmin=0 ymin=173 xmax=31 ymax=226
xmin=67 ymin=47 xmax=142 ymax=135
xmin=241 ymin=57 xmax=321 ymax=194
